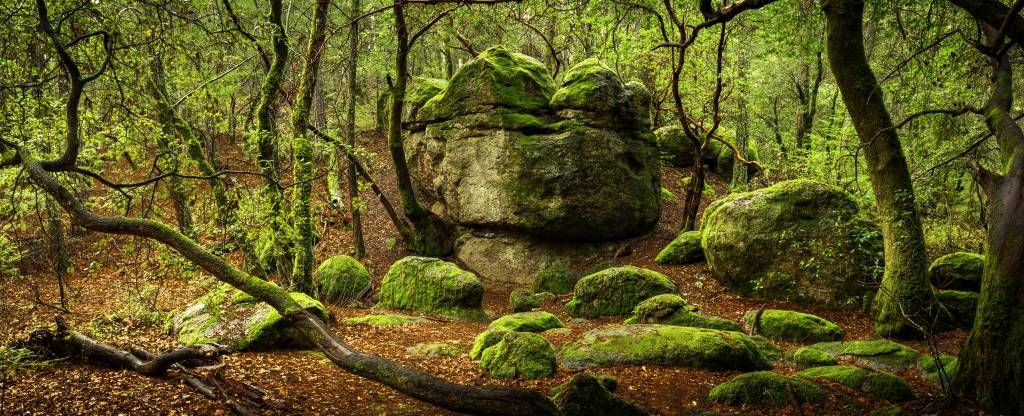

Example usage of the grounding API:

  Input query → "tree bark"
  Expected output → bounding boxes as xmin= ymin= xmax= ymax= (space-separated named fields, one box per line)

xmin=956 ymin=25 xmax=1024 ymax=416
xmin=732 ymin=44 xmax=751 ymax=190
xmin=823 ymin=0 xmax=934 ymax=338
xmin=347 ymin=0 xmax=366 ymax=258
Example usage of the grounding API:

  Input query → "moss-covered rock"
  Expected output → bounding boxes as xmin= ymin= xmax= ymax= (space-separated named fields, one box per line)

xmin=470 ymin=329 xmax=509 ymax=360
xmin=623 ymin=294 xmax=741 ymax=331
xmin=489 ymin=311 xmax=565 ymax=333
xmin=928 ymin=252 xmax=983 ymax=292
xmin=796 ymin=365 xmax=915 ymax=402
xmin=407 ymin=77 xmax=448 ymax=120
xmin=509 ymin=289 xmax=557 ymax=312
xmin=566 ymin=266 xmax=676 ymax=318
xmin=376 ymin=257 xmax=488 ymax=321
xmin=745 ymin=309 xmax=844 ymax=343
xmin=701 ymin=179 xmax=883 ymax=308
xmin=804 ymin=340 xmax=920 ymax=371
xmin=749 ymin=335 xmax=784 ymax=362
xmin=655 ymin=125 xmax=695 ymax=168
xmin=560 ymin=324 xmax=771 ymax=371
xmin=708 ymin=371 xmax=828 ymax=405
xmin=936 ymin=290 xmax=978 ymax=328
xmin=533 ymin=266 xmax=576 ymax=294
xmin=479 ymin=331 xmax=556 ymax=379
xmin=550 ymin=58 xmax=649 ymax=131
xmin=550 ymin=373 xmax=648 ymax=416
xmin=406 ymin=342 xmax=461 ymax=358
xmin=343 ymin=314 xmax=425 ymax=328
xmin=789 ymin=346 xmax=839 ymax=369
xmin=313 ymin=255 xmax=371 ymax=304
xmin=918 ymin=354 xmax=958 ymax=389
xmin=168 ymin=283 xmax=329 ymax=351
xmin=654 ymin=231 xmax=705 ymax=265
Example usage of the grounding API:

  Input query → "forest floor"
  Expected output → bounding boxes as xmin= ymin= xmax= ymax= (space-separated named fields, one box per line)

xmin=0 ymin=133 xmax=978 ymax=416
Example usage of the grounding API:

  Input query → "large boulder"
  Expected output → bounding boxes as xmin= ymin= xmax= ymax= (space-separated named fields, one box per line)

xmin=745 ymin=309 xmax=844 ymax=343
xmin=376 ymin=257 xmax=488 ymax=321
xmin=795 ymin=365 xmax=915 ymax=402
xmin=623 ymin=294 xmax=741 ymax=331
xmin=168 ymin=283 xmax=329 ymax=351
xmin=313 ymin=255 xmax=371 ymax=304
xmin=929 ymin=252 xmax=983 ymax=292
xmin=565 ymin=266 xmax=677 ymax=318
xmin=701 ymin=179 xmax=883 ymax=308
xmin=709 ymin=371 xmax=828 ymax=405
xmin=406 ymin=47 xmax=660 ymax=244
xmin=478 ymin=331 xmax=557 ymax=379
xmin=560 ymin=324 xmax=771 ymax=371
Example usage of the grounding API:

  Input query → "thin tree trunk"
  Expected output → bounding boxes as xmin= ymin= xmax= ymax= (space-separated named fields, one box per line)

xmin=289 ymin=0 xmax=330 ymax=292
xmin=732 ymin=44 xmax=751 ymax=190
xmin=956 ymin=25 xmax=1024 ymax=416
xmin=347 ymin=0 xmax=366 ymax=258
xmin=45 ymin=196 xmax=70 ymax=311
xmin=823 ymin=0 xmax=934 ymax=338
xmin=794 ymin=52 xmax=823 ymax=151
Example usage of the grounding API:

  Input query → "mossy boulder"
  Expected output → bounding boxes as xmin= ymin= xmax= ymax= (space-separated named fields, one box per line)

xmin=376 ymin=257 xmax=488 ymax=321
xmin=313 ymin=255 xmax=371 ymax=304
xmin=654 ymin=231 xmax=705 ymax=265
xmin=479 ymin=331 xmax=557 ymax=379
xmin=550 ymin=373 xmax=648 ymax=416
xmin=701 ymin=179 xmax=883 ymax=308
xmin=406 ymin=48 xmax=660 ymax=244
xmin=936 ymin=290 xmax=978 ymax=328
xmin=343 ymin=314 xmax=425 ymax=328
xmin=804 ymin=340 xmax=920 ymax=371
xmin=406 ymin=342 xmax=461 ymax=358
xmin=928 ymin=252 xmax=983 ymax=292
xmin=470 ymin=328 xmax=509 ymax=360
xmin=789 ymin=346 xmax=839 ymax=369
xmin=407 ymin=77 xmax=448 ymax=120
xmin=168 ymin=283 xmax=329 ymax=351
xmin=655 ymin=125 xmax=695 ymax=168
xmin=623 ymin=294 xmax=741 ymax=331
xmin=708 ymin=371 xmax=828 ymax=405
xmin=745 ymin=309 xmax=844 ymax=343
xmin=489 ymin=311 xmax=565 ymax=333
xmin=560 ymin=324 xmax=771 ymax=371
xmin=796 ymin=365 xmax=915 ymax=402
xmin=749 ymin=335 xmax=784 ymax=362
xmin=566 ymin=266 xmax=677 ymax=318
xmin=918 ymin=354 xmax=958 ymax=389
xmin=533 ymin=266 xmax=575 ymax=294
xmin=509 ymin=289 xmax=558 ymax=312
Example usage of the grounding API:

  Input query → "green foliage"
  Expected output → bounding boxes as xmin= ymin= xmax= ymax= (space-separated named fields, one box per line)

xmin=0 ymin=347 xmax=57 ymax=380
xmin=0 ymin=232 xmax=22 ymax=278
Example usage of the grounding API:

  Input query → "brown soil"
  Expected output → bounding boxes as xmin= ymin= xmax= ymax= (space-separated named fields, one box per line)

xmin=0 ymin=133 xmax=978 ymax=415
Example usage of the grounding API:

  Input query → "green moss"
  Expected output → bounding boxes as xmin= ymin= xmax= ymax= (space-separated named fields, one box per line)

xmin=533 ymin=266 xmax=575 ymax=295
xmin=936 ymin=290 xmax=978 ymax=328
xmin=660 ymin=187 xmax=678 ymax=204
xmin=789 ymin=346 xmax=838 ymax=369
xmin=654 ymin=231 xmax=704 ymax=265
xmin=565 ymin=266 xmax=676 ymax=318
xmin=406 ymin=342 xmax=461 ymax=358
xmin=470 ymin=329 xmax=510 ymax=360
xmin=376 ymin=257 xmax=489 ymax=321
xmin=314 ymin=255 xmax=371 ymax=304
xmin=479 ymin=331 xmax=556 ymax=379
xmin=343 ymin=314 xmax=425 ymax=328
xmin=796 ymin=365 xmax=915 ymax=402
xmin=805 ymin=340 xmax=920 ymax=371
xmin=550 ymin=373 xmax=648 ymax=416
xmin=420 ymin=46 xmax=555 ymax=120
xmin=550 ymin=58 xmax=620 ymax=111
xmin=408 ymin=77 xmax=448 ymax=113
xmin=489 ymin=311 xmax=565 ymax=333
xmin=745 ymin=309 xmax=844 ymax=343
xmin=869 ymin=405 xmax=903 ymax=416
xmin=918 ymin=354 xmax=958 ymax=388
xmin=623 ymin=294 xmax=741 ymax=331
xmin=928 ymin=252 xmax=983 ymax=292
xmin=708 ymin=371 xmax=828 ymax=405
xmin=560 ymin=324 xmax=770 ymax=371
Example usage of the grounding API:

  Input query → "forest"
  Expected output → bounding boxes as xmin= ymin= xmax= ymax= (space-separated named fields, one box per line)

xmin=0 ymin=0 xmax=1022 ymax=414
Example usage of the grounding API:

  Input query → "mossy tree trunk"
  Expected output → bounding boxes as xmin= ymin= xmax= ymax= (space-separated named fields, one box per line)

xmin=955 ymin=24 xmax=1024 ymax=416
xmin=732 ymin=43 xmax=750 ymax=190
xmin=289 ymin=0 xmax=330 ymax=292
xmin=793 ymin=52 xmax=823 ymax=151
xmin=45 ymin=195 xmax=70 ymax=311
xmin=822 ymin=0 xmax=934 ymax=338
xmin=386 ymin=1 xmax=451 ymax=256
xmin=254 ymin=0 xmax=290 ymax=275
xmin=346 ymin=0 xmax=366 ymax=258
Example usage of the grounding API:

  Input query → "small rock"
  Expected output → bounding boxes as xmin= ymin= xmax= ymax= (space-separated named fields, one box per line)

xmin=406 ymin=342 xmax=460 ymax=358
xmin=343 ymin=314 xmax=425 ymax=328
xmin=745 ymin=309 xmax=844 ymax=343
xmin=489 ymin=311 xmax=565 ymax=333
xmin=479 ymin=332 xmax=556 ymax=379
xmin=566 ymin=266 xmax=676 ymax=318
xmin=708 ymin=371 xmax=828 ymax=405
xmin=795 ymin=365 xmax=914 ymax=402
xmin=624 ymin=294 xmax=740 ymax=331
xmin=788 ymin=346 xmax=838 ymax=369
xmin=654 ymin=231 xmax=704 ymax=265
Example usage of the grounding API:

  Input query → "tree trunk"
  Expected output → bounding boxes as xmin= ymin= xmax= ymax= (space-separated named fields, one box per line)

xmin=732 ymin=45 xmax=750 ymax=190
xmin=347 ymin=0 xmax=366 ymax=258
xmin=289 ymin=0 xmax=330 ymax=292
xmin=823 ymin=0 xmax=934 ymax=338
xmin=956 ymin=26 xmax=1024 ymax=416
xmin=45 ymin=196 xmax=70 ymax=311
xmin=794 ymin=52 xmax=823 ymax=151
